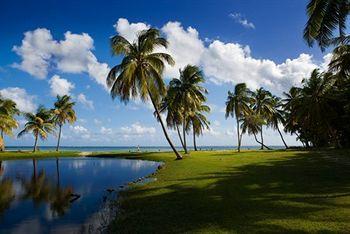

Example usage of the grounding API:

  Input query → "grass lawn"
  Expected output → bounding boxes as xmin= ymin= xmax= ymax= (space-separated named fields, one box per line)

xmin=110 ymin=149 xmax=350 ymax=233
xmin=0 ymin=150 xmax=81 ymax=160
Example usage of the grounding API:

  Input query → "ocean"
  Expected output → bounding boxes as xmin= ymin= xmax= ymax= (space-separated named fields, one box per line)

xmin=5 ymin=145 xmax=286 ymax=152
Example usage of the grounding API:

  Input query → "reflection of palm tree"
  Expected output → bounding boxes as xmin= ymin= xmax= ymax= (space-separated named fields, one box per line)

xmin=21 ymin=169 xmax=51 ymax=206
xmin=49 ymin=158 xmax=79 ymax=217
xmin=0 ymin=178 xmax=15 ymax=215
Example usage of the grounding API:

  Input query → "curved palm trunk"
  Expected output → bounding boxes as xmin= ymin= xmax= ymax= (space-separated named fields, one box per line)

xmin=176 ymin=125 xmax=185 ymax=150
xmin=260 ymin=126 xmax=264 ymax=150
xmin=33 ymin=134 xmax=38 ymax=152
xmin=193 ymin=123 xmax=197 ymax=151
xmin=236 ymin=118 xmax=241 ymax=152
xmin=253 ymin=133 xmax=272 ymax=150
xmin=182 ymin=119 xmax=188 ymax=154
xmin=148 ymin=91 xmax=182 ymax=160
xmin=0 ymin=130 xmax=4 ymax=152
xmin=56 ymin=124 xmax=62 ymax=152
xmin=277 ymin=126 xmax=288 ymax=149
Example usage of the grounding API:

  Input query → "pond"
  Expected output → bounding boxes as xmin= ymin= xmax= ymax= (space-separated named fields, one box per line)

xmin=0 ymin=157 xmax=161 ymax=233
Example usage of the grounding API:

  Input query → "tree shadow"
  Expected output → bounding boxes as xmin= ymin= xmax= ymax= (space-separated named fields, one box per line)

xmin=112 ymin=150 xmax=350 ymax=233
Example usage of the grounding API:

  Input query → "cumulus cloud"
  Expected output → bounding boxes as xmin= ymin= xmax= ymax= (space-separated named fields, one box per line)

xmin=13 ymin=28 xmax=109 ymax=88
xmin=77 ymin=93 xmax=94 ymax=109
xmin=0 ymin=87 xmax=37 ymax=112
xmin=49 ymin=75 xmax=75 ymax=96
xmin=114 ymin=18 xmax=150 ymax=42
xmin=113 ymin=18 xmax=328 ymax=93
xmin=229 ymin=13 xmax=255 ymax=29
xmin=69 ymin=125 xmax=89 ymax=134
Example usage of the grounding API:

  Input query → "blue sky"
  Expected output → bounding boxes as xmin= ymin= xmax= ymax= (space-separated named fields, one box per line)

xmin=0 ymin=0 xmax=330 ymax=147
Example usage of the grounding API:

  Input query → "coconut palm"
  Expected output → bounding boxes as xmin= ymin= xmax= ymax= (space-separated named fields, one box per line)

xmin=0 ymin=97 xmax=19 ymax=151
xmin=304 ymin=0 xmax=350 ymax=51
xmin=167 ymin=65 xmax=207 ymax=154
xmin=186 ymin=105 xmax=210 ymax=151
xmin=251 ymin=88 xmax=274 ymax=150
xmin=268 ymin=97 xmax=288 ymax=149
xmin=159 ymin=93 xmax=185 ymax=150
xmin=52 ymin=95 xmax=76 ymax=151
xmin=240 ymin=113 xmax=271 ymax=150
xmin=225 ymin=83 xmax=252 ymax=152
xmin=18 ymin=106 xmax=55 ymax=152
xmin=107 ymin=28 xmax=182 ymax=160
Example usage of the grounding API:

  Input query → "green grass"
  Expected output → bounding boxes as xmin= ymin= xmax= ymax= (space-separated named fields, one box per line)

xmin=0 ymin=150 xmax=81 ymax=160
xmin=110 ymin=149 xmax=350 ymax=233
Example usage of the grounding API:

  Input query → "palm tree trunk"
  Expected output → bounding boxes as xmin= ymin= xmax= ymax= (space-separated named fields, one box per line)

xmin=277 ymin=126 xmax=288 ymax=149
xmin=148 ymin=90 xmax=182 ymax=160
xmin=33 ymin=134 xmax=38 ymax=152
xmin=56 ymin=124 xmax=62 ymax=152
xmin=182 ymin=119 xmax=188 ymax=154
xmin=239 ymin=131 xmax=243 ymax=151
xmin=0 ymin=130 xmax=4 ymax=152
xmin=236 ymin=118 xmax=240 ymax=152
xmin=253 ymin=133 xmax=272 ymax=150
xmin=193 ymin=123 xmax=197 ymax=151
xmin=260 ymin=126 xmax=264 ymax=150
xmin=176 ymin=125 xmax=185 ymax=150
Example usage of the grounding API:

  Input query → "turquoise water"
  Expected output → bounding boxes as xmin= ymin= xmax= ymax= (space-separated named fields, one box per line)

xmin=0 ymin=157 xmax=161 ymax=233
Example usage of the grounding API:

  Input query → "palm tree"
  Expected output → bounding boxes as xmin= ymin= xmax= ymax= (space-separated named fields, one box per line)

xmin=225 ymin=83 xmax=252 ymax=152
xmin=0 ymin=97 xmax=19 ymax=151
xmin=240 ymin=113 xmax=272 ymax=150
xmin=18 ymin=106 xmax=55 ymax=152
xmin=167 ymin=65 xmax=207 ymax=154
xmin=251 ymin=88 xmax=274 ymax=150
xmin=268 ymin=97 xmax=288 ymax=149
xmin=304 ymin=0 xmax=350 ymax=51
xmin=159 ymin=93 xmax=185 ymax=150
xmin=52 ymin=95 xmax=76 ymax=151
xmin=107 ymin=28 xmax=182 ymax=160
xmin=186 ymin=105 xmax=210 ymax=151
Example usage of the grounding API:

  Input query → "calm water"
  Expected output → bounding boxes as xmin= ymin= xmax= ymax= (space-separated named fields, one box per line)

xmin=0 ymin=157 xmax=161 ymax=233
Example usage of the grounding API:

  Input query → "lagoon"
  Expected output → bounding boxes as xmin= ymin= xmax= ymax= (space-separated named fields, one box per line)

xmin=0 ymin=157 xmax=160 ymax=233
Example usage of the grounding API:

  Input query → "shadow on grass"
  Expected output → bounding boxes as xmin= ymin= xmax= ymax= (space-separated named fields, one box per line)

xmin=112 ymin=150 xmax=350 ymax=233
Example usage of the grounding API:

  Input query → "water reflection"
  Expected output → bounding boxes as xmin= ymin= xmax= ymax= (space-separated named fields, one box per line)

xmin=0 ymin=157 xmax=160 ymax=233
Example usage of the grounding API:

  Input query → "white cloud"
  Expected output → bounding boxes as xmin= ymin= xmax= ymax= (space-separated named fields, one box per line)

xmin=69 ymin=125 xmax=89 ymax=134
xmin=49 ymin=75 xmax=75 ymax=96
xmin=93 ymin=118 xmax=102 ymax=125
xmin=77 ymin=93 xmax=94 ymax=109
xmin=160 ymin=22 xmax=205 ymax=78
xmin=13 ymin=28 xmax=109 ymax=89
xmin=121 ymin=122 xmax=156 ymax=137
xmin=113 ymin=18 xmax=327 ymax=93
xmin=0 ymin=87 xmax=37 ymax=112
xmin=100 ymin=126 xmax=113 ymax=135
xmin=229 ymin=13 xmax=255 ymax=29
xmin=114 ymin=18 xmax=150 ymax=42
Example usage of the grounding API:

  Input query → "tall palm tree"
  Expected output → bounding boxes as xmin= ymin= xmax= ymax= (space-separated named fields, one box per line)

xmin=225 ymin=83 xmax=252 ymax=152
xmin=52 ymin=95 xmax=76 ymax=151
xmin=167 ymin=65 xmax=207 ymax=154
xmin=304 ymin=0 xmax=350 ymax=51
xmin=240 ymin=113 xmax=272 ymax=150
xmin=106 ymin=28 xmax=183 ymax=159
xmin=0 ymin=97 xmax=19 ymax=151
xmin=268 ymin=97 xmax=288 ymax=149
xmin=18 ymin=106 xmax=55 ymax=152
xmin=186 ymin=105 xmax=210 ymax=151
xmin=251 ymin=88 xmax=274 ymax=150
